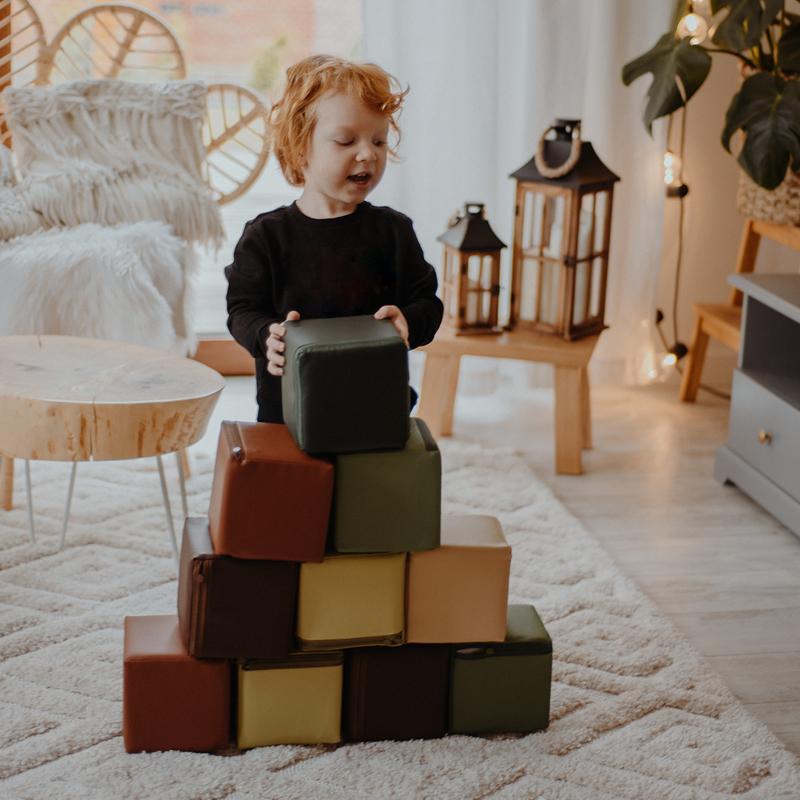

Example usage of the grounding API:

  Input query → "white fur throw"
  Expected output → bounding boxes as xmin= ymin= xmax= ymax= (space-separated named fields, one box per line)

xmin=2 ymin=80 xmax=223 ymax=245
xmin=0 ymin=222 xmax=196 ymax=355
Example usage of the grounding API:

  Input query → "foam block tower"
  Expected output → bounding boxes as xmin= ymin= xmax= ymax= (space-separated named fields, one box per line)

xmin=122 ymin=314 xmax=553 ymax=752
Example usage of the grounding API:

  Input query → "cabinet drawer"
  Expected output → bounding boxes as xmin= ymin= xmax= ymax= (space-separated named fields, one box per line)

xmin=728 ymin=370 xmax=800 ymax=501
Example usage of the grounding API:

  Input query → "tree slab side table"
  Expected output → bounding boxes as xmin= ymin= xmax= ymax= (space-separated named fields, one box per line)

xmin=417 ymin=327 xmax=599 ymax=475
xmin=0 ymin=336 xmax=224 ymax=560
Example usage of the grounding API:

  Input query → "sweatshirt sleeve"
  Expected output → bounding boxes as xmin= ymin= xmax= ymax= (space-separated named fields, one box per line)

xmin=225 ymin=220 xmax=280 ymax=359
xmin=397 ymin=217 xmax=444 ymax=350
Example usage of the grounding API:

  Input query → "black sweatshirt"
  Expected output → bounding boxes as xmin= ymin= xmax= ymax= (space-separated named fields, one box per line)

xmin=225 ymin=200 xmax=444 ymax=423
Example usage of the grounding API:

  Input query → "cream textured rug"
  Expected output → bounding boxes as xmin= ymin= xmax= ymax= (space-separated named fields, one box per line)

xmin=1 ymin=442 xmax=799 ymax=799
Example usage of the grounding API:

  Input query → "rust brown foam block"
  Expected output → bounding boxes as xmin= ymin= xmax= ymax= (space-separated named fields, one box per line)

xmin=208 ymin=421 xmax=333 ymax=561
xmin=123 ymin=615 xmax=230 ymax=753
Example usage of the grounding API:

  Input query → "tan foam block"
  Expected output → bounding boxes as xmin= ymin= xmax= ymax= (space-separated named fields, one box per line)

xmin=406 ymin=515 xmax=511 ymax=643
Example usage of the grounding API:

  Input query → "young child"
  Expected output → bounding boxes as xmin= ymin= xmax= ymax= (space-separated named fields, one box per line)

xmin=225 ymin=54 xmax=443 ymax=424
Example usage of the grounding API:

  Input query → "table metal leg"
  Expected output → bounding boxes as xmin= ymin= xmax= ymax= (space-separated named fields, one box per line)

xmin=157 ymin=455 xmax=179 ymax=566
xmin=24 ymin=460 xmax=36 ymax=544
xmin=176 ymin=450 xmax=188 ymax=522
xmin=59 ymin=462 xmax=78 ymax=551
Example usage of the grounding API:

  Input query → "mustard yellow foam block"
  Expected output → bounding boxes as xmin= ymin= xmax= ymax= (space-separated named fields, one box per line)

xmin=237 ymin=654 xmax=343 ymax=747
xmin=297 ymin=553 xmax=406 ymax=650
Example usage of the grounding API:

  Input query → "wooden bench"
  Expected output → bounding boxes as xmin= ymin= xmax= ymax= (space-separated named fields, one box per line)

xmin=417 ymin=327 xmax=599 ymax=475
xmin=680 ymin=218 xmax=800 ymax=402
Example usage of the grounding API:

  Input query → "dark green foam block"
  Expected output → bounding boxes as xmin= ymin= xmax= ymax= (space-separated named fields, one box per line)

xmin=281 ymin=315 xmax=410 ymax=455
xmin=331 ymin=417 xmax=440 ymax=554
xmin=449 ymin=604 xmax=553 ymax=735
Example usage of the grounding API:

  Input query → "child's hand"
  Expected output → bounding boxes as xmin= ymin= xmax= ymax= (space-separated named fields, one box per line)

xmin=266 ymin=310 xmax=301 ymax=376
xmin=374 ymin=305 xmax=409 ymax=347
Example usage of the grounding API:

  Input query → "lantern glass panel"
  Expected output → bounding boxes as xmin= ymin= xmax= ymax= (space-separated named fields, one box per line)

xmin=519 ymin=257 xmax=562 ymax=328
xmin=540 ymin=261 xmax=560 ymax=325
xmin=478 ymin=256 xmax=492 ymax=325
xmin=524 ymin=190 xmax=565 ymax=258
xmin=467 ymin=254 xmax=483 ymax=288
xmin=593 ymin=191 xmax=608 ymax=252
xmin=446 ymin=251 xmax=460 ymax=321
xmin=577 ymin=193 xmax=596 ymax=261
xmin=519 ymin=257 xmax=538 ymax=320
xmin=590 ymin=256 xmax=604 ymax=318
xmin=543 ymin=195 xmax=565 ymax=259
xmin=466 ymin=255 xmax=482 ymax=324
xmin=572 ymin=260 xmax=591 ymax=327
xmin=523 ymin=192 xmax=537 ymax=249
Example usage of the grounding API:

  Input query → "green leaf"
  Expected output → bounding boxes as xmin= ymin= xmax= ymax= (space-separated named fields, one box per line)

xmin=710 ymin=0 xmax=783 ymax=51
xmin=721 ymin=73 xmax=800 ymax=189
xmin=778 ymin=22 xmax=800 ymax=72
xmin=622 ymin=33 xmax=712 ymax=133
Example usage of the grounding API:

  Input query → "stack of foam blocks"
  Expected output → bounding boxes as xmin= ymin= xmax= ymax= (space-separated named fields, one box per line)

xmin=123 ymin=316 xmax=553 ymax=753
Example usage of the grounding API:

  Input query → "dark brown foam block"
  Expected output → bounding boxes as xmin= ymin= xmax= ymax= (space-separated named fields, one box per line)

xmin=208 ymin=420 xmax=333 ymax=561
xmin=123 ymin=614 xmax=230 ymax=753
xmin=178 ymin=517 xmax=298 ymax=659
xmin=344 ymin=644 xmax=450 ymax=741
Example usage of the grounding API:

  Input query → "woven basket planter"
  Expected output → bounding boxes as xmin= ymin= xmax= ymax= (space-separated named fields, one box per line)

xmin=737 ymin=168 xmax=800 ymax=227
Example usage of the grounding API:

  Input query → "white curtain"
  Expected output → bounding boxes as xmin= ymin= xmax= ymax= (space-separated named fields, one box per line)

xmin=363 ymin=0 xmax=672 ymax=385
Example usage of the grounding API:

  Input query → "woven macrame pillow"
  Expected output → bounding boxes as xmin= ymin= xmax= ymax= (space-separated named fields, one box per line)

xmin=0 ymin=144 xmax=42 ymax=240
xmin=3 ymin=81 xmax=223 ymax=246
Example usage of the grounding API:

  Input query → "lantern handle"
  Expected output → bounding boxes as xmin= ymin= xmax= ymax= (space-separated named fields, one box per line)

xmin=534 ymin=123 xmax=581 ymax=179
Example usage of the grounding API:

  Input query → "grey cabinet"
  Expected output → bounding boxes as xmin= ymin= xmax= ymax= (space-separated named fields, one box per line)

xmin=715 ymin=274 xmax=800 ymax=537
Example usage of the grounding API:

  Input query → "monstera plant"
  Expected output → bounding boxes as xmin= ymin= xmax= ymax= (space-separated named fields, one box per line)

xmin=622 ymin=1 xmax=800 ymax=191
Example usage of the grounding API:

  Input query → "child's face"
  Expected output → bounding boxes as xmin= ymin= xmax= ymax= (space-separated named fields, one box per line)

xmin=301 ymin=91 xmax=389 ymax=214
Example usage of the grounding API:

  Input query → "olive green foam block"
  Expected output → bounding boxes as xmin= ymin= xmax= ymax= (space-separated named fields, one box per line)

xmin=330 ymin=417 xmax=440 ymax=554
xmin=449 ymin=604 xmax=552 ymax=735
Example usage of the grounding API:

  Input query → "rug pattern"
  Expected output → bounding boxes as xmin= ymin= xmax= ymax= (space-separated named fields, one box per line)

xmin=0 ymin=443 xmax=798 ymax=799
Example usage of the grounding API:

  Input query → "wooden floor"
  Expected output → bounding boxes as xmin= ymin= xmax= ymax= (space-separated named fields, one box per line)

xmin=199 ymin=373 xmax=800 ymax=756
xmin=450 ymin=377 xmax=800 ymax=756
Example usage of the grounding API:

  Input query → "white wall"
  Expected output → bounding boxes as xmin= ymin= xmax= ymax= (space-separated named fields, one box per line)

xmin=657 ymin=54 xmax=800 ymax=390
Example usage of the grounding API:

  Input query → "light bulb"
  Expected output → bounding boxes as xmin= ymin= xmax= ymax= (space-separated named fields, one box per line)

xmin=676 ymin=12 xmax=709 ymax=45
xmin=662 ymin=342 xmax=689 ymax=367
xmin=663 ymin=150 xmax=682 ymax=186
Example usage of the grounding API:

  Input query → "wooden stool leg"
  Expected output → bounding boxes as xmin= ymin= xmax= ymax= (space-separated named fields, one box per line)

xmin=679 ymin=314 xmax=710 ymax=403
xmin=1 ymin=456 xmax=13 ymax=511
xmin=417 ymin=353 xmax=461 ymax=438
xmin=554 ymin=366 xmax=583 ymax=475
xmin=580 ymin=367 xmax=592 ymax=450
xmin=178 ymin=448 xmax=191 ymax=480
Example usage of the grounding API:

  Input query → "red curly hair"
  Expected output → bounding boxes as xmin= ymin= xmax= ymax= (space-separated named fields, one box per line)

xmin=269 ymin=54 xmax=408 ymax=187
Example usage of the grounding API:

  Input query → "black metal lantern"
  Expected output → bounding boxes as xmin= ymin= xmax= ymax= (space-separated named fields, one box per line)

xmin=509 ymin=119 xmax=620 ymax=340
xmin=437 ymin=202 xmax=507 ymax=335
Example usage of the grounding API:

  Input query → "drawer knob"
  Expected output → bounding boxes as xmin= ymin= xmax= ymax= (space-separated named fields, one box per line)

xmin=758 ymin=429 xmax=773 ymax=445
